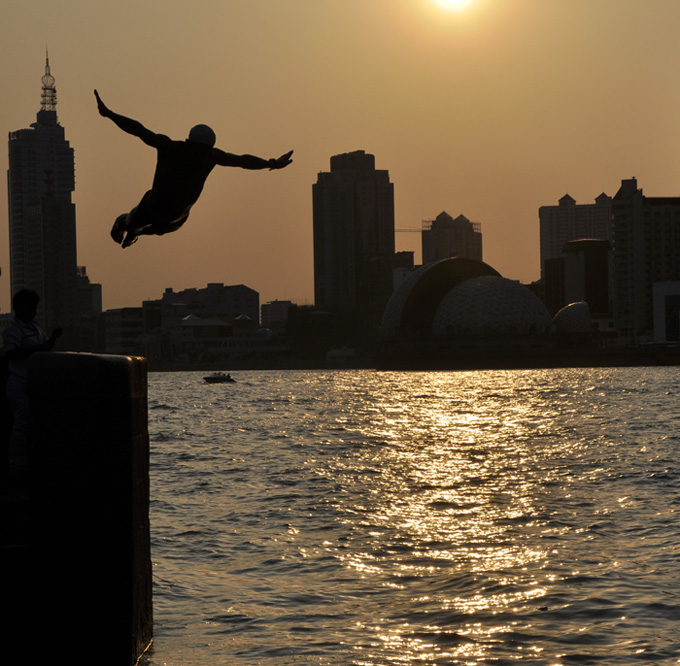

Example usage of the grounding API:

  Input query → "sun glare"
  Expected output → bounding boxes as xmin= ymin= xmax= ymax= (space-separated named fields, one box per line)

xmin=435 ymin=0 xmax=475 ymax=11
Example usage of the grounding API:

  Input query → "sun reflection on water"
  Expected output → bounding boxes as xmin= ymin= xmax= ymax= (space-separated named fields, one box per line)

xmin=318 ymin=371 xmax=568 ymax=660
xmin=146 ymin=367 xmax=679 ymax=664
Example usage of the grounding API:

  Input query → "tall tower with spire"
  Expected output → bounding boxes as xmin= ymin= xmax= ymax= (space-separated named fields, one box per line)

xmin=7 ymin=53 xmax=101 ymax=348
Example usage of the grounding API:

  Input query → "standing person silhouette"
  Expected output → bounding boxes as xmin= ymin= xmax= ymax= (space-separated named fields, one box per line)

xmin=2 ymin=289 xmax=62 ymax=485
xmin=94 ymin=90 xmax=293 ymax=248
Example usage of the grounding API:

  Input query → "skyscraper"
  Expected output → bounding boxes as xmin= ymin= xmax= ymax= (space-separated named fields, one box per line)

xmin=312 ymin=151 xmax=395 ymax=343
xmin=7 ymin=54 xmax=100 ymax=347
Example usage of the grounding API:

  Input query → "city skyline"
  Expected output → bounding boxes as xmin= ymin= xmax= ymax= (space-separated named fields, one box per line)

xmin=2 ymin=1 xmax=680 ymax=313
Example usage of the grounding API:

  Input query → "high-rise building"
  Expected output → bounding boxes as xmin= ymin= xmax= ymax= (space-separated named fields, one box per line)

xmin=7 ymin=54 xmax=100 ymax=348
xmin=539 ymin=191 xmax=612 ymax=316
xmin=612 ymin=177 xmax=680 ymax=343
xmin=539 ymin=192 xmax=612 ymax=281
xmin=312 ymin=151 xmax=395 ymax=342
xmin=421 ymin=211 xmax=482 ymax=265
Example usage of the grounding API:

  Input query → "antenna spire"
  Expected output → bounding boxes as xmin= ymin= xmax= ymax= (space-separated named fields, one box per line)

xmin=40 ymin=48 xmax=57 ymax=111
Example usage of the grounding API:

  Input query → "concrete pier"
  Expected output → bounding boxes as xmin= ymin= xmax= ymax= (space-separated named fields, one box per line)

xmin=1 ymin=352 xmax=152 ymax=665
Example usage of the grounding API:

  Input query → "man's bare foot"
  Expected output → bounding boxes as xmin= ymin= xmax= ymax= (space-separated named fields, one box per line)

xmin=121 ymin=231 xmax=138 ymax=248
xmin=111 ymin=214 xmax=127 ymax=244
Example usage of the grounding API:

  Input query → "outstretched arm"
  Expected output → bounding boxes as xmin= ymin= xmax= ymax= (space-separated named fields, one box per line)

xmin=213 ymin=149 xmax=293 ymax=170
xmin=94 ymin=90 xmax=168 ymax=148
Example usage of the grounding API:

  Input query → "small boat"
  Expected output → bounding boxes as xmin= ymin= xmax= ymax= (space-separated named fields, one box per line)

xmin=203 ymin=372 xmax=235 ymax=384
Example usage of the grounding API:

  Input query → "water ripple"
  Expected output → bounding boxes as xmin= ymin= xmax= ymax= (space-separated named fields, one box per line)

xmin=143 ymin=368 xmax=680 ymax=665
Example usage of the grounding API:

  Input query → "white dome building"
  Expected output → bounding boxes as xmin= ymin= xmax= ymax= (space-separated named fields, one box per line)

xmin=380 ymin=258 xmax=552 ymax=341
xmin=378 ymin=257 xmax=556 ymax=369
xmin=380 ymin=257 xmax=501 ymax=339
xmin=432 ymin=275 xmax=554 ymax=338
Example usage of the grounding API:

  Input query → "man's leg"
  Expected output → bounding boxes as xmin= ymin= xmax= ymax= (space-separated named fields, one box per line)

xmin=112 ymin=193 xmax=153 ymax=246
xmin=121 ymin=209 xmax=190 ymax=247
xmin=6 ymin=377 xmax=30 ymax=479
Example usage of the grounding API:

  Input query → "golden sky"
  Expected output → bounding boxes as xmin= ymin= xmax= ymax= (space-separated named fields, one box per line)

xmin=2 ymin=0 xmax=680 ymax=312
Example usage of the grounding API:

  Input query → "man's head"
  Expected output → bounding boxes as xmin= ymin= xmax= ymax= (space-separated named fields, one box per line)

xmin=13 ymin=289 xmax=40 ymax=323
xmin=188 ymin=124 xmax=216 ymax=147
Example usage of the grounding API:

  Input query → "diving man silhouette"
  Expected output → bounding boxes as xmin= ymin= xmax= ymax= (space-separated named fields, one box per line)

xmin=94 ymin=90 xmax=293 ymax=247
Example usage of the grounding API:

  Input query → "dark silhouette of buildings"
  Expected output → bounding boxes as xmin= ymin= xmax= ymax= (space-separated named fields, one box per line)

xmin=653 ymin=282 xmax=680 ymax=343
xmin=539 ymin=178 xmax=680 ymax=346
xmin=539 ymin=192 xmax=612 ymax=317
xmin=378 ymin=257 xmax=558 ymax=369
xmin=539 ymin=192 xmax=612 ymax=278
xmin=98 ymin=282 xmax=280 ymax=367
xmin=156 ymin=283 xmax=259 ymax=324
xmin=312 ymin=151 xmax=395 ymax=345
xmin=261 ymin=299 xmax=293 ymax=336
xmin=6 ymin=53 xmax=101 ymax=348
xmin=612 ymin=177 xmax=680 ymax=343
xmin=422 ymin=211 xmax=482 ymax=264
xmin=563 ymin=239 xmax=612 ymax=324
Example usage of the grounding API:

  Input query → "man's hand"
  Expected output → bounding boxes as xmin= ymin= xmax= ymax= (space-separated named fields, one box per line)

xmin=269 ymin=150 xmax=294 ymax=170
xmin=94 ymin=89 xmax=110 ymax=117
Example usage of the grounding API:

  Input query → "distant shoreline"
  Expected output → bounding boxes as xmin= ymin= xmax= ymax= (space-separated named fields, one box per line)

xmin=148 ymin=345 xmax=680 ymax=373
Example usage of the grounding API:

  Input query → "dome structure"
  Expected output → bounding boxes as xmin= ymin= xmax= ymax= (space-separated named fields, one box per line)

xmin=377 ymin=258 xmax=615 ymax=369
xmin=432 ymin=275 xmax=553 ymax=338
xmin=553 ymin=301 xmax=592 ymax=333
xmin=255 ymin=328 xmax=275 ymax=339
xmin=380 ymin=257 xmax=500 ymax=338
xmin=379 ymin=256 xmax=555 ymax=366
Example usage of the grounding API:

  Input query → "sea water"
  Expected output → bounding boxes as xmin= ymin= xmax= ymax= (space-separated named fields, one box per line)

xmin=142 ymin=368 xmax=679 ymax=665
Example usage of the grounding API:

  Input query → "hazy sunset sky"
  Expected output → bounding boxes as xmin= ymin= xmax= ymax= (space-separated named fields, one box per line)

xmin=2 ymin=0 xmax=680 ymax=312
